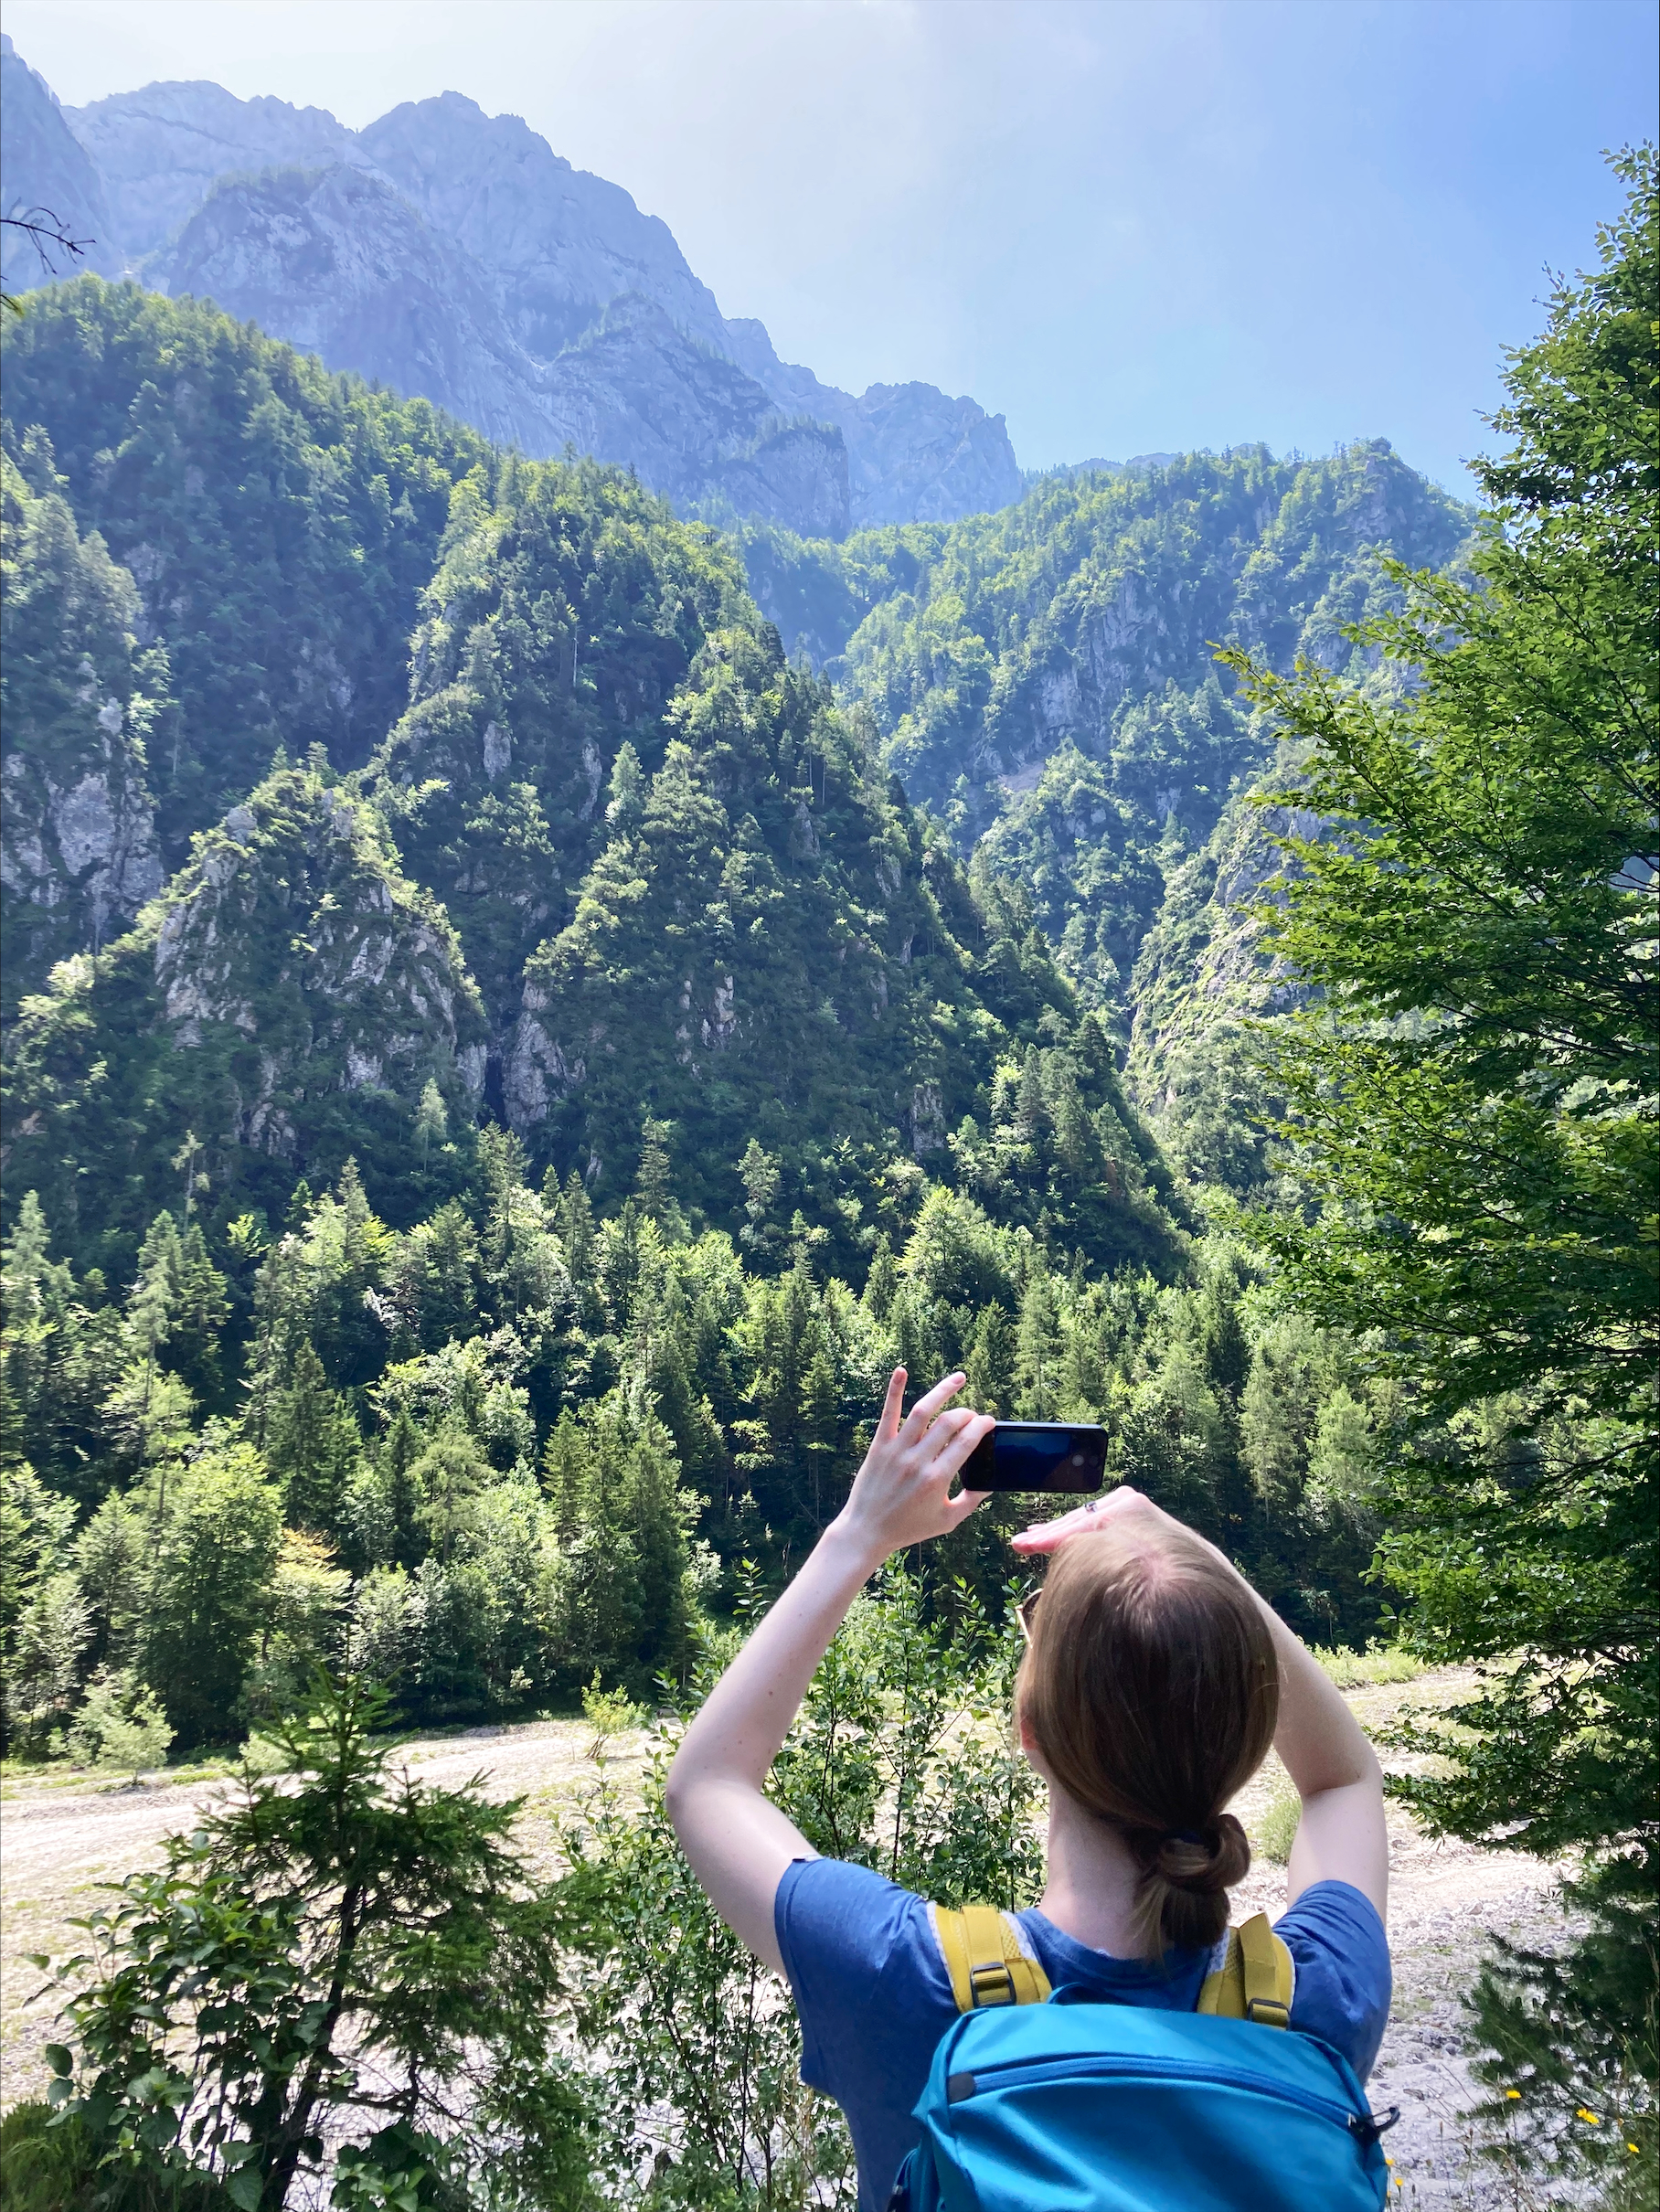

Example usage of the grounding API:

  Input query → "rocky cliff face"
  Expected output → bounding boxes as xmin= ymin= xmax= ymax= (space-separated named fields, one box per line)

xmin=167 ymin=165 xmax=558 ymax=456
xmin=66 ymin=74 xmax=372 ymax=261
xmin=835 ymin=441 xmax=1471 ymax=817
xmin=4 ymin=48 xmax=1019 ymax=536
xmin=146 ymin=769 xmax=487 ymax=1155
xmin=725 ymin=314 xmax=1023 ymax=526
xmin=359 ymin=91 xmax=731 ymax=363
xmin=537 ymin=296 xmax=850 ymax=535
xmin=0 ymin=35 xmax=119 ymax=292
xmin=0 ymin=444 xmax=164 ymax=1014
xmin=3 ymin=765 xmax=489 ymax=1244
xmin=1118 ymin=784 xmax=1323 ymax=1191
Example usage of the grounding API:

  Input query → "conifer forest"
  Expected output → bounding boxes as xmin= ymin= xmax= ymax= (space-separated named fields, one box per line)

xmin=0 ymin=47 xmax=1653 ymax=2211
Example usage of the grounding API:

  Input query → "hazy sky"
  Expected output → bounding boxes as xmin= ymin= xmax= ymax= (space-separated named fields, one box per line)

xmin=8 ymin=0 xmax=1656 ymax=493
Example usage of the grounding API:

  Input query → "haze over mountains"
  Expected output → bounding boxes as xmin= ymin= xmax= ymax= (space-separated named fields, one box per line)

xmin=0 ymin=35 xmax=1023 ymax=539
xmin=0 ymin=23 xmax=1474 ymax=1241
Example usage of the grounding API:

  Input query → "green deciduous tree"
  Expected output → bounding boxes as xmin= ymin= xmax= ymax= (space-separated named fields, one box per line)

xmin=38 ymin=1675 xmax=596 ymax=2209
xmin=1229 ymin=148 xmax=1657 ymax=2175
xmin=140 ymin=1444 xmax=283 ymax=1747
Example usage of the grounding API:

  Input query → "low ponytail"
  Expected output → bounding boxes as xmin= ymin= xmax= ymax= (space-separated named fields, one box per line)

xmin=1016 ymin=1524 xmax=1278 ymax=1954
xmin=1129 ymin=1811 xmax=1255 ymax=1951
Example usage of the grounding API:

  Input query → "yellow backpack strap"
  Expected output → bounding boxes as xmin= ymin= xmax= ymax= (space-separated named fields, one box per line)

xmin=1238 ymin=1911 xmax=1293 ymax=2026
xmin=933 ymin=1903 xmax=1052 ymax=2012
xmin=1197 ymin=1915 xmax=1294 ymax=2027
xmin=1197 ymin=1927 xmax=1245 ymax=2017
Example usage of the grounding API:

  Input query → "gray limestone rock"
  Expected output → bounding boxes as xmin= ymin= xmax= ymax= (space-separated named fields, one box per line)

xmin=722 ymin=317 xmax=1022 ymax=526
xmin=146 ymin=770 xmax=489 ymax=1153
xmin=358 ymin=90 xmax=730 ymax=362
xmin=166 ymin=164 xmax=558 ymax=455
xmin=0 ymin=34 xmax=119 ymax=291
xmin=66 ymin=74 xmax=374 ymax=262
xmin=539 ymin=294 xmax=849 ymax=535
xmin=5 ymin=41 xmax=1023 ymax=534
xmin=0 ymin=446 xmax=164 ymax=1009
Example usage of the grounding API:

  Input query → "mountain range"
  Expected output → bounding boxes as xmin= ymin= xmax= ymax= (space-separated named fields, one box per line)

xmin=0 ymin=35 xmax=1022 ymax=537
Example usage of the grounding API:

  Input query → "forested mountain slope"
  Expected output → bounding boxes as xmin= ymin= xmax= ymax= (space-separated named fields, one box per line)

xmin=736 ymin=442 xmax=1470 ymax=1048
xmin=746 ymin=438 xmax=1469 ymax=811
xmin=1 ymin=281 xmax=490 ymax=855
xmin=1 ymin=286 xmax=1188 ymax=1306
xmin=0 ymin=37 xmax=1022 ymax=535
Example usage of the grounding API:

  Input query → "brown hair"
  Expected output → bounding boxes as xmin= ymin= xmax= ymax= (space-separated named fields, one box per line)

xmin=1016 ymin=1522 xmax=1279 ymax=1954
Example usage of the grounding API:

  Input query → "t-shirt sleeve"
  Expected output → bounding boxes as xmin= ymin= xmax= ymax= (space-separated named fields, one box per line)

xmin=1276 ymin=1879 xmax=1392 ymax=2081
xmin=774 ymin=1856 xmax=952 ymax=2092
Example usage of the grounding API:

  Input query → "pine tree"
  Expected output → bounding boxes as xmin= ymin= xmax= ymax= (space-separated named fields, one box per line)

xmin=263 ymin=1340 xmax=365 ymax=1537
xmin=862 ymin=1232 xmax=899 ymax=1324
xmin=1015 ymin=1271 xmax=1061 ymax=1419
xmin=633 ymin=1119 xmax=676 ymax=1228
xmin=965 ymin=1303 xmax=1016 ymax=1418
xmin=415 ymin=1078 xmax=448 ymax=1167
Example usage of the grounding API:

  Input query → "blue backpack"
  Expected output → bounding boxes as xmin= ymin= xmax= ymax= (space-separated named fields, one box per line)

xmin=887 ymin=1903 xmax=1395 ymax=2211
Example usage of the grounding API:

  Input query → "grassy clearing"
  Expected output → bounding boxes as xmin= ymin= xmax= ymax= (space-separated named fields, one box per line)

xmin=1314 ymin=1640 xmax=1430 ymax=1689
xmin=1251 ymin=1779 xmax=1302 ymax=1866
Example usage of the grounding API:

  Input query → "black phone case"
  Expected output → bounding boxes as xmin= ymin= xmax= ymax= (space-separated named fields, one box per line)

xmin=964 ymin=1422 xmax=1108 ymax=1493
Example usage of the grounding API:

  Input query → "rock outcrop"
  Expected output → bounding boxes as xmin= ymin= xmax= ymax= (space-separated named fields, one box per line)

xmin=359 ymin=90 xmax=731 ymax=363
xmin=66 ymin=73 xmax=372 ymax=261
xmin=167 ymin=165 xmax=558 ymax=455
xmin=0 ymin=444 xmax=163 ymax=1014
xmin=3 ymin=765 xmax=492 ymax=1251
xmin=144 ymin=768 xmax=487 ymax=1155
xmin=0 ymin=35 xmax=119 ymax=292
xmin=724 ymin=317 xmax=1023 ymax=525
xmin=537 ymin=296 xmax=850 ymax=535
xmin=3 ymin=48 xmax=1020 ymax=534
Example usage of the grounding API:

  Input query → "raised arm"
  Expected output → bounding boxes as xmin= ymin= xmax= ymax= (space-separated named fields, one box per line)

xmin=1013 ymin=1490 xmax=1389 ymax=1921
xmin=665 ymin=1369 xmax=993 ymax=1973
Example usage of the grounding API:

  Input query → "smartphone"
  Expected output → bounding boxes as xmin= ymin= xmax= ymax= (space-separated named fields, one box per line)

xmin=963 ymin=1421 xmax=1108 ymax=1494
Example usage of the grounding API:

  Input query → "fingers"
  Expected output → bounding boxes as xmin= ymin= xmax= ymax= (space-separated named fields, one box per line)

xmin=944 ymin=1484 xmax=990 ymax=1529
xmin=927 ymin=1409 xmax=994 ymax=1491
xmin=1010 ymin=1499 xmax=1111 ymax=1553
xmin=877 ymin=1366 xmax=907 ymax=1442
xmin=901 ymin=1370 xmax=967 ymax=1439
xmin=1009 ymin=1520 xmax=1069 ymax=1555
xmin=1009 ymin=1486 xmax=1155 ymax=1554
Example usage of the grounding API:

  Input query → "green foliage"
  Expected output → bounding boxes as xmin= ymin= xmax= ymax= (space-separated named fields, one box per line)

xmin=0 ymin=279 xmax=491 ymax=853
xmin=0 ymin=2100 xmax=229 ymax=2208
xmin=559 ymin=1563 xmax=1041 ymax=2205
xmin=367 ymin=451 xmax=751 ymax=1026
xmin=37 ymin=1674 xmax=597 ymax=2210
xmin=3 ymin=764 xmax=488 ymax=1268
xmin=1312 ymin=1640 xmax=1426 ymax=1690
xmin=140 ymin=1441 xmax=283 ymax=1748
xmin=766 ymin=440 xmax=1468 ymax=824
xmin=0 ymin=437 xmax=172 ymax=1012
xmin=581 ymin=1668 xmax=644 ymax=1756
xmin=67 ymin=1664 xmax=176 ymax=1778
xmin=1253 ymin=1778 xmax=1301 ymax=1867
xmin=1229 ymin=146 xmax=1658 ymax=2168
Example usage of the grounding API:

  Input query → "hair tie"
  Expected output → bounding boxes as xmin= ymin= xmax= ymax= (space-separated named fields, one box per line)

xmin=1165 ymin=1828 xmax=1207 ymax=1846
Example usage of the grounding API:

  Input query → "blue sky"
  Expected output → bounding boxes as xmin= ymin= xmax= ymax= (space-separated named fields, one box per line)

xmin=9 ymin=0 xmax=1656 ymax=495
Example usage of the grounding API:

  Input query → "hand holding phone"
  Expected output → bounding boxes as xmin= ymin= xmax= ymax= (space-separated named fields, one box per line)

xmin=963 ymin=1421 xmax=1108 ymax=1494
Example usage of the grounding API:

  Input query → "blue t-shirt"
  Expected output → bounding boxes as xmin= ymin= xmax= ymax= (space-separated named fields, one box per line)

xmin=775 ymin=1859 xmax=1391 ymax=2212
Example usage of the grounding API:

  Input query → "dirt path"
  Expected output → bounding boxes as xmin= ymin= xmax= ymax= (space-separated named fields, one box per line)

xmin=1 ymin=1674 xmax=1571 ymax=2206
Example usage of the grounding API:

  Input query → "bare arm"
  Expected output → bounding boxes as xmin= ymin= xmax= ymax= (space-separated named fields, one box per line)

xmin=1013 ymin=1490 xmax=1388 ymax=1921
xmin=665 ymin=1369 xmax=993 ymax=1973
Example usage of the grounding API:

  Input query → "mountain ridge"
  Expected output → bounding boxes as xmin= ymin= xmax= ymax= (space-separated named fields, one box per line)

xmin=1 ymin=40 xmax=1022 ymax=536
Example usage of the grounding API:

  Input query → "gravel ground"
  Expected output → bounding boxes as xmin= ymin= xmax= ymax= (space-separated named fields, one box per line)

xmin=0 ymin=1671 xmax=1581 ymax=2206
